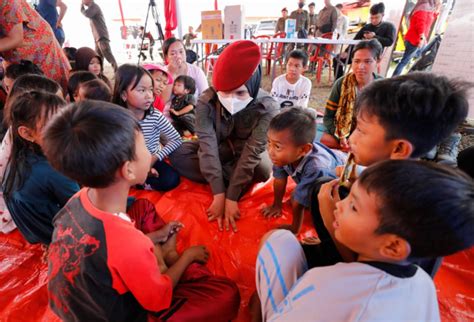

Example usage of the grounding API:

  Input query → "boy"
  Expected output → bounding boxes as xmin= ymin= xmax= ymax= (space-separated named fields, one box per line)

xmin=316 ymin=72 xmax=471 ymax=267
xmin=271 ymin=50 xmax=312 ymax=108
xmin=143 ymin=63 xmax=173 ymax=112
xmin=43 ymin=101 xmax=240 ymax=321
xmin=254 ymin=160 xmax=474 ymax=321
xmin=262 ymin=108 xmax=345 ymax=234
xmin=170 ymin=75 xmax=197 ymax=136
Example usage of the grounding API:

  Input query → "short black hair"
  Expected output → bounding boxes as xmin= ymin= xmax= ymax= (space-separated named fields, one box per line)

xmin=269 ymin=107 xmax=316 ymax=145
xmin=370 ymin=2 xmax=385 ymax=15
xmin=359 ymin=160 xmax=474 ymax=259
xmin=309 ymin=2 xmax=315 ymax=7
xmin=174 ymin=75 xmax=196 ymax=94
xmin=43 ymin=101 xmax=141 ymax=188
xmin=113 ymin=64 xmax=153 ymax=108
xmin=80 ymin=79 xmax=112 ymax=102
xmin=356 ymin=72 xmax=471 ymax=158
xmin=67 ymin=71 xmax=97 ymax=102
xmin=287 ymin=49 xmax=309 ymax=67
xmin=352 ymin=39 xmax=383 ymax=60
xmin=335 ymin=4 xmax=343 ymax=9
xmin=5 ymin=60 xmax=43 ymax=79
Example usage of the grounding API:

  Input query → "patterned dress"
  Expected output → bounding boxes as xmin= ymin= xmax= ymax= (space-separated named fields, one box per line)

xmin=0 ymin=0 xmax=70 ymax=90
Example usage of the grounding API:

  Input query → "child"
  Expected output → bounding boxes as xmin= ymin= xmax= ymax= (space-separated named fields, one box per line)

xmin=2 ymin=91 xmax=79 ymax=244
xmin=262 ymin=108 xmax=345 ymax=234
xmin=254 ymin=160 xmax=474 ymax=321
xmin=271 ymin=50 xmax=312 ymax=108
xmin=142 ymin=63 xmax=173 ymax=112
xmin=75 ymin=78 xmax=112 ymax=102
xmin=2 ymin=60 xmax=43 ymax=95
xmin=74 ymin=47 xmax=112 ymax=89
xmin=170 ymin=75 xmax=196 ymax=136
xmin=315 ymin=72 xmax=471 ymax=271
xmin=0 ymin=75 xmax=63 ymax=234
xmin=67 ymin=70 xmax=97 ymax=102
xmin=43 ymin=101 xmax=240 ymax=321
xmin=113 ymin=64 xmax=182 ymax=191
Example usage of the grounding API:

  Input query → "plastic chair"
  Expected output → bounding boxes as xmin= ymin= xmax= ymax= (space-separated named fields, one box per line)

xmin=265 ymin=32 xmax=286 ymax=75
xmin=204 ymin=43 xmax=219 ymax=76
xmin=309 ymin=32 xmax=334 ymax=84
xmin=251 ymin=35 xmax=271 ymax=72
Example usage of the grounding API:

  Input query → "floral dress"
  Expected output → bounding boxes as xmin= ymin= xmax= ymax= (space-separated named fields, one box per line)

xmin=0 ymin=0 xmax=70 ymax=90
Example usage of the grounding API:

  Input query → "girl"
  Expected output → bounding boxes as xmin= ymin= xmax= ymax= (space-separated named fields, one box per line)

xmin=0 ymin=75 xmax=63 ymax=234
xmin=74 ymin=47 xmax=112 ymax=89
xmin=113 ymin=64 xmax=182 ymax=191
xmin=2 ymin=91 xmax=79 ymax=243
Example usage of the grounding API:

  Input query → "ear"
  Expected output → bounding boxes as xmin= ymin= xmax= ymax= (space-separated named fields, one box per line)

xmin=379 ymin=235 xmax=411 ymax=261
xmin=121 ymin=90 xmax=128 ymax=103
xmin=119 ymin=160 xmax=136 ymax=182
xmin=299 ymin=143 xmax=313 ymax=156
xmin=390 ymin=139 xmax=413 ymax=160
xmin=17 ymin=125 xmax=36 ymax=142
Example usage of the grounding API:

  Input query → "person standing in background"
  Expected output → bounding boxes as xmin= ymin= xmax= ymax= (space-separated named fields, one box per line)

xmin=290 ymin=0 xmax=309 ymax=39
xmin=36 ymin=0 xmax=67 ymax=47
xmin=315 ymin=0 xmax=338 ymax=37
xmin=80 ymin=0 xmax=117 ymax=71
xmin=275 ymin=8 xmax=288 ymax=34
xmin=308 ymin=2 xmax=317 ymax=37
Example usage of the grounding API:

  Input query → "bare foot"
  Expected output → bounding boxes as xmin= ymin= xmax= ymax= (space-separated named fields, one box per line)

xmin=162 ymin=233 xmax=180 ymax=267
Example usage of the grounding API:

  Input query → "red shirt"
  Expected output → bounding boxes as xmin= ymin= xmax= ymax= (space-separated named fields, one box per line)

xmin=405 ymin=10 xmax=436 ymax=47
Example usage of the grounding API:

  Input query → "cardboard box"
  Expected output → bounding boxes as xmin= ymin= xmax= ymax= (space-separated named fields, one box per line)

xmin=201 ymin=10 xmax=223 ymax=39
xmin=285 ymin=19 xmax=297 ymax=38
xmin=224 ymin=5 xmax=245 ymax=40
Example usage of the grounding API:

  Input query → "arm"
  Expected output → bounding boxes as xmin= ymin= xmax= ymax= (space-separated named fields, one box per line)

xmin=289 ymin=199 xmax=305 ymax=234
xmin=322 ymin=78 xmax=341 ymax=138
xmin=262 ymin=175 xmax=288 ymax=218
xmin=174 ymin=104 xmax=194 ymax=116
xmin=304 ymin=12 xmax=309 ymax=31
xmin=56 ymin=0 xmax=67 ymax=27
xmin=0 ymin=23 xmax=23 ymax=52
xmin=164 ymin=246 xmax=209 ymax=288
xmin=298 ymin=78 xmax=311 ymax=108
xmin=330 ymin=8 xmax=338 ymax=32
xmin=374 ymin=23 xmax=396 ymax=47
xmin=155 ymin=112 xmax=182 ymax=161
xmin=80 ymin=2 xmax=99 ymax=18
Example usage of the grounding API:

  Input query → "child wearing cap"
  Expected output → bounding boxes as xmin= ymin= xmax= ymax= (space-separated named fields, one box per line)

xmin=169 ymin=40 xmax=279 ymax=232
xmin=143 ymin=63 xmax=173 ymax=112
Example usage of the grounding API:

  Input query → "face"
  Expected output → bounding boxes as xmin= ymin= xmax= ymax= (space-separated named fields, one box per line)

xmin=282 ymin=10 xmax=288 ymax=17
xmin=82 ymin=0 xmax=93 ymax=5
xmin=286 ymin=57 xmax=306 ymax=81
xmin=150 ymin=70 xmax=168 ymax=96
xmin=173 ymin=81 xmax=189 ymax=96
xmin=267 ymin=129 xmax=308 ymax=167
xmin=333 ymin=181 xmax=384 ymax=260
xmin=129 ymin=131 xmax=152 ymax=185
xmin=309 ymin=5 xmax=315 ymax=13
xmin=121 ymin=75 xmax=154 ymax=111
xmin=88 ymin=57 xmax=102 ymax=76
xmin=188 ymin=26 xmax=194 ymax=33
xmin=351 ymin=48 xmax=377 ymax=85
xmin=349 ymin=112 xmax=395 ymax=166
xmin=324 ymin=0 xmax=331 ymax=6
xmin=166 ymin=41 xmax=186 ymax=67
xmin=3 ymin=76 xmax=14 ymax=94
xmin=370 ymin=13 xmax=383 ymax=26
xmin=76 ymin=85 xmax=87 ymax=102
xmin=217 ymin=84 xmax=251 ymax=101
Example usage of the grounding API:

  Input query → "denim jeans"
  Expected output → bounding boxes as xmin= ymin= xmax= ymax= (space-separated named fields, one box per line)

xmin=392 ymin=40 xmax=421 ymax=76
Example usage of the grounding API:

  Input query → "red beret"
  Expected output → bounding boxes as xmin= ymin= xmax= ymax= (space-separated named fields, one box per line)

xmin=212 ymin=40 xmax=261 ymax=92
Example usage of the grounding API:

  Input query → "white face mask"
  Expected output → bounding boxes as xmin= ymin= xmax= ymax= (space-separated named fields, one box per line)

xmin=217 ymin=92 xmax=253 ymax=115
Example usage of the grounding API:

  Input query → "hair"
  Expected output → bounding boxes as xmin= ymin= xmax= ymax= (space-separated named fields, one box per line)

xmin=113 ymin=64 xmax=153 ymax=108
xmin=63 ymin=47 xmax=78 ymax=69
xmin=287 ymin=49 xmax=309 ymax=67
xmin=352 ymin=39 xmax=383 ymax=60
xmin=79 ymin=79 xmax=112 ymax=102
xmin=281 ymin=7 xmax=288 ymax=12
xmin=356 ymin=72 xmax=471 ymax=157
xmin=358 ymin=159 xmax=474 ymax=259
xmin=4 ymin=75 xmax=62 ymax=127
xmin=174 ymin=75 xmax=196 ymax=95
xmin=370 ymin=2 xmax=385 ymax=15
xmin=162 ymin=37 xmax=185 ymax=58
xmin=5 ymin=60 xmax=43 ymax=80
xmin=269 ymin=107 xmax=316 ymax=145
xmin=67 ymin=71 xmax=97 ymax=102
xmin=43 ymin=101 xmax=141 ymax=188
xmin=335 ymin=3 xmax=343 ymax=9
xmin=309 ymin=2 xmax=315 ymax=7
xmin=3 ymin=91 xmax=66 ymax=200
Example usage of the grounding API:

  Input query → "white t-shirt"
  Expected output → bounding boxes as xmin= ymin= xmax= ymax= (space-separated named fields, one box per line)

xmin=269 ymin=261 xmax=440 ymax=322
xmin=271 ymin=74 xmax=312 ymax=108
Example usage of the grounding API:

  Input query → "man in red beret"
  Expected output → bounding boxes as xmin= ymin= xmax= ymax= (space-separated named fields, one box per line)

xmin=170 ymin=40 xmax=279 ymax=232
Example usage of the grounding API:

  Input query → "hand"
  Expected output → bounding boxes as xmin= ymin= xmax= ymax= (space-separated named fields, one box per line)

xmin=184 ymin=245 xmax=209 ymax=264
xmin=277 ymin=224 xmax=299 ymax=234
xmin=418 ymin=37 xmax=427 ymax=48
xmin=339 ymin=138 xmax=350 ymax=152
xmin=207 ymin=193 xmax=225 ymax=226
xmin=335 ymin=165 xmax=344 ymax=178
xmin=170 ymin=109 xmax=179 ymax=116
xmin=363 ymin=31 xmax=375 ymax=39
xmin=149 ymin=168 xmax=159 ymax=177
xmin=261 ymin=204 xmax=282 ymax=218
xmin=56 ymin=21 xmax=63 ymax=29
xmin=224 ymin=198 xmax=240 ymax=232
xmin=162 ymin=221 xmax=184 ymax=239
xmin=317 ymin=179 xmax=341 ymax=231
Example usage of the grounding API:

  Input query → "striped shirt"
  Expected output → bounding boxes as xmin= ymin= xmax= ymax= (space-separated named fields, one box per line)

xmin=139 ymin=108 xmax=182 ymax=161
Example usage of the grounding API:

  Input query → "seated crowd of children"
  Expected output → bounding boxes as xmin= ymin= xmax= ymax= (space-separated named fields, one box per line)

xmin=0 ymin=38 xmax=473 ymax=322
